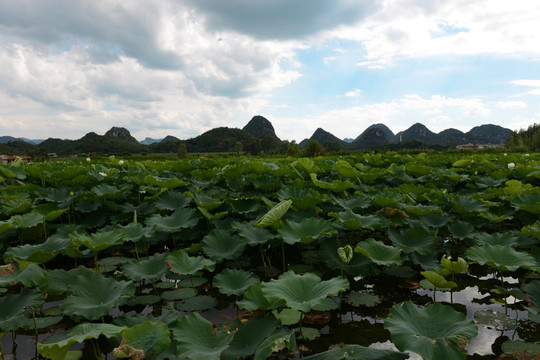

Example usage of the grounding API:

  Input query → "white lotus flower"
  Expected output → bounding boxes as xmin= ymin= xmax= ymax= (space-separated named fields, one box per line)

xmin=503 ymin=153 xmax=507 ymax=156
xmin=99 ymin=171 xmax=107 ymax=177
xmin=525 ymin=153 xmax=530 ymax=156
xmin=508 ymin=163 xmax=515 ymax=170
xmin=86 ymin=157 xmax=91 ymax=162
xmin=118 ymin=160 xmax=124 ymax=165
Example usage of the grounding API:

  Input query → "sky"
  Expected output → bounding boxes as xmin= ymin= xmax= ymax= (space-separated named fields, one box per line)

xmin=1 ymin=0 xmax=540 ymax=142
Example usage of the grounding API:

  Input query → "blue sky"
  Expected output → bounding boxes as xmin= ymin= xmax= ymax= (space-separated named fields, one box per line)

xmin=0 ymin=0 xmax=539 ymax=142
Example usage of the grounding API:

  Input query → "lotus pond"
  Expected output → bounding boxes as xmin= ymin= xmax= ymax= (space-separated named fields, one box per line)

xmin=1 ymin=152 xmax=540 ymax=359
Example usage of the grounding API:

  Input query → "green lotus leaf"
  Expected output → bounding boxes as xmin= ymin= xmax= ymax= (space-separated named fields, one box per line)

xmin=371 ymin=191 xmax=403 ymax=208
xmin=388 ymin=226 xmax=435 ymax=255
xmin=320 ymin=238 xmax=372 ymax=276
xmin=447 ymin=220 xmax=475 ymax=239
xmin=261 ymin=271 xmax=349 ymax=313
xmin=335 ymin=159 xmax=361 ymax=178
xmin=122 ymin=253 xmax=168 ymax=281
xmin=116 ymin=320 xmax=171 ymax=358
xmin=116 ymin=223 xmax=154 ymax=242
xmin=0 ymin=220 xmax=16 ymax=235
xmin=92 ymin=183 xmax=123 ymax=198
xmin=234 ymin=221 xmax=276 ymax=246
xmin=450 ymin=195 xmax=488 ymax=215
xmin=272 ymin=308 xmax=302 ymax=326
xmin=160 ymin=288 xmax=197 ymax=301
xmin=71 ymin=229 xmax=125 ymax=253
xmin=277 ymin=186 xmax=325 ymax=210
xmin=385 ymin=301 xmax=478 ymax=360
xmin=166 ymin=249 xmax=215 ymax=275
xmin=2 ymin=196 xmax=32 ymax=215
xmin=421 ymin=271 xmax=457 ymax=289
xmin=112 ymin=312 xmax=179 ymax=328
xmin=37 ymin=323 xmax=126 ymax=360
xmin=198 ymin=206 xmax=228 ymax=220
xmin=60 ymin=268 xmax=135 ymax=320
xmin=452 ymin=158 xmax=473 ymax=168
xmin=54 ymin=164 xmax=88 ymax=181
xmin=278 ymin=217 xmax=335 ymax=245
xmin=202 ymin=228 xmax=246 ymax=261
xmin=173 ymin=312 xmax=233 ymax=360
xmin=330 ymin=210 xmax=380 ymax=230
xmin=0 ymin=263 xmax=47 ymax=288
xmin=146 ymin=208 xmax=199 ymax=232
xmin=310 ymin=173 xmax=354 ymax=192
xmin=127 ymin=294 xmax=161 ymax=306
xmin=175 ymin=295 xmax=217 ymax=311
xmin=355 ymin=238 xmax=402 ymax=266
xmin=253 ymin=329 xmax=296 ymax=360
xmin=301 ymin=344 xmax=409 ymax=360
xmin=228 ymin=198 xmax=261 ymax=214
xmin=0 ymin=289 xmax=44 ymax=332
xmin=466 ymin=244 xmax=537 ymax=272
xmin=237 ymin=282 xmax=285 ymax=312
xmin=293 ymin=158 xmax=319 ymax=173
xmin=420 ymin=213 xmax=450 ymax=228
xmin=345 ymin=291 xmax=381 ymax=307
xmin=296 ymin=327 xmax=321 ymax=340
xmin=143 ymin=174 xmax=185 ymax=189
xmin=255 ymin=199 xmax=292 ymax=228
xmin=470 ymin=232 xmax=522 ymax=247
xmin=440 ymin=256 xmax=468 ymax=276
xmin=4 ymin=234 xmax=72 ymax=264
xmin=213 ymin=268 xmax=260 ymax=297
xmin=221 ymin=315 xmax=280 ymax=359
xmin=337 ymin=245 xmax=353 ymax=264
xmin=522 ymin=221 xmax=540 ymax=240
xmin=511 ymin=193 xmax=540 ymax=214
xmin=473 ymin=310 xmax=517 ymax=331
xmin=10 ymin=211 xmax=44 ymax=229
xmin=154 ymin=191 xmax=191 ymax=210
xmin=33 ymin=203 xmax=68 ymax=222
xmin=39 ymin=187 xmax=72 ymax=203
xmin=333 ymin=195 xmax=371 ymax=211
xmin=521 ymin=280 xmax=540 ymax=312
xmin=501 ymin=341 xmax=540 ymax=357
xmin=475 ymin=176 xmax=506 ymax=188
xmin=192 ymin=192 xmax=224 ymax=210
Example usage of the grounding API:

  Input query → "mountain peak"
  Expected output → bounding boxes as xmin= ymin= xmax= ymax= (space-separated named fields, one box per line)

xmin=242 ymin=115 xmax=278 ymax=139
xmin=104 ymin=127 xmax=138 ymax=143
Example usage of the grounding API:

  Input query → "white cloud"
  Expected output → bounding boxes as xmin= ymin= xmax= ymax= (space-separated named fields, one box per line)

xmin=345 ymin=89 xmax=362 ymax=97
xmin=494 ymin=101 xmax=527 ymax=109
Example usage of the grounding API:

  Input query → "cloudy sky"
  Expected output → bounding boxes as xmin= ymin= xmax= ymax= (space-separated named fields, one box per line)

xmin=1 ymin=0 xmax=539 ymax=142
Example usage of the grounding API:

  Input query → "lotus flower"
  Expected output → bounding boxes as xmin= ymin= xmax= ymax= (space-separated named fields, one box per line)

xmin=508 ymin=163 xmax=515 ymax=170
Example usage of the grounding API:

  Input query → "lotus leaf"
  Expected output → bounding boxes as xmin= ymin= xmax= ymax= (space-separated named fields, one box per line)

xmin=92 ymin=183 xmax=123 ymax=198
xmin=0 ymin=220 xmax=15 ymax=234
xmin=192 ymin=192 xmax=224 ymax=210
xmin=60 ymin=268 xmax=135 ymax=320
xmin=385 ymin=301 xmax=478 ymax=360
xmin=278 ymin=217 xmax=335 ymax=245
xmin=113 ymin=312 xmax=179 ymax=328
xmin=122 ymin=253 xmax=168 ymax=281
xmin=116 ymin=223 xmax=154 ymax=242
xmin=175 ymin=295 xmax=217 ymax=311
xmin=501 ymin=341 xmax=540 ymax=357
xmin=10 ymin=211 xmax=44 ymax=229
xmin=146 ymin=208 xmax=199 ymax=232
xmin=143 ymin=174 xmax=185 ymax=189
xmin=333 ymin=195 xmax=371 ymax=211
xmin=335 ymin=159 xmax=360 ymax=178
xmin=237 ymin=282 xmax=285 ymax=312
xmin=301 ymin=344 xmax=409 ymax=360
xmin=253 ymin=329 xmax=296 ymax=360
xmin=71 ymin=229 xmax=125 ymax=253
xmin=420 ymin=271 xmax=457 ymax=289
xmin=166 ymin=249 xmax=215 ymax=275
xmin=450 ymin=196 xmax=488 ymax=214
xmin=228 ymin=198 xmax=261 ymax=213
xmin=511 ymin=193 xmax=540 ymax=214
xmin=154 ymin=191 xmax=191 ymax=210
xmin=0 ymin=289 xmax=44 ymax=332
xmin=388 ymin=226 xmax=435 ymax=255
xmin=447 ymin=220 xmax=475 ymax=239
xmin=521 ymin=280 xmax=540 ymax=312
xmin=213 ymin=268 xmax=260 ymax=296
xmin=261 ymin=271 xmax=349 ymax=313
xmin=202 ymin=228 xmax=246 ymax=261
xmin=440 ymin=256 xmax=468 ymax=276
xmin=296 ymin=327 xmax=321 ymax=340
xmin=337 ymin=244 xmax=353 ymax=264
xmin=473 ymin=310 xmax=517 ymax=331
xmin=116 ymin=320 xmax=171 ymax=358
xmin=320 ymin=238 xmax=372 ymax=276
xmin=272 ymin=308 xmax=302 ymax=325
xmin=466 ymin=244 xmax=537 ymax=272
xmin=255 ymin=199 xmax=292 ymax=227
xmin=310 ymin=173 xmax=354 ymax=192
xmin=173 ymin=312 xmax=233 ymax=360
xmin=33 ymin=203 xmax=68 ymax=222
xmin=0 ymin=263 xmax=47 ymax=288
xmin=293 ymin=158 xmax=319 ymax=173
xmin=37 ymin=323 xmax=126 ymax=360
xmin=355 ymin=238 xmax=402 ymax=266
xmin=277 ymin=186 xmax=324 ymax=210
xmin=234 ymin=222 xmax=276 ymax=246
xmin=222 ymin=315 xmax=280 ymax=359
xmin=330 ymin=210 xmax=380 ymax=230
xmin=470 ymin=232 xmax=523 ymax=247
xmin=345 ymin=291 xmax=381 ymax=307
xmin=160 ymin=288 xmax=196 ymax=301
xmin=5 ymin=234 xmax=72 ymax=264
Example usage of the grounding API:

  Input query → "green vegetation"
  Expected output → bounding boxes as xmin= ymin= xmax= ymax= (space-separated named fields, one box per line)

xmin=0 ymin=152 xmax=539 ymax=359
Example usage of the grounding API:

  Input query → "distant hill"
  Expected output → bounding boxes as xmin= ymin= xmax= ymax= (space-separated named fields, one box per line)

xmin=0 ymin=136 xmax=43 ymax=145
xmin=299 ymin=128 xmax=344 ymax=148
xmin=242 ymin=115 xmax=279 ymax=140
xmin=104 ymin=127 xmax=139 ymax=144
xmin=140 ymin=137 xmax=162 ymax=145
xmin=395 ymin=123 xmax=437 ymax=144
xmin=465 ymin=124 xmax=512 ymax=144
xmin=350 ymin=125 xmax=392 ymax=150
xmin=438 ymin=128 xmax=468 ymax=146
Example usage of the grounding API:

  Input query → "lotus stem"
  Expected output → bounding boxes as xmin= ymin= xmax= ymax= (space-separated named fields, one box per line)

xmin=298 ymin=312 xmax=305 ymax=340
xmin=259 ymin=245 xmax=268 ymax=278
xmin=282 ymin=240 xmax=286 ymax=273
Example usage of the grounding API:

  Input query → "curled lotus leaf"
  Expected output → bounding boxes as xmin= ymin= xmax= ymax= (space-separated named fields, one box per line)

xmin=355 ymin=238 xmax=402 ymax=266
xmin=70 ymin=229 xmax=125 ymax=253
xmin=0 ymin=263 xmax=47 ymax=288
xmin=116 ymin=320 xmax=171 ymax=358
xmin=261 ymin=271 xmax=349 ymax=313
xmin=385 ymin=301 xmax=478 ymax=360
xmin=237 ymin=282 xmax=285 ymax=312
xmin=301 ymin=344 xmax=409 ymax=360
xmin=253 ymin=329 xmax=297 ymax=360
xmin=4 ymin=234 xmax=71 ymax=264
xmin=330 ymin=210 xmax=380 ymax=230
xmin=255 ymin=199 xmax=292 ymax=228
xmin=145 ymin=208 xmax=199 ymax=232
